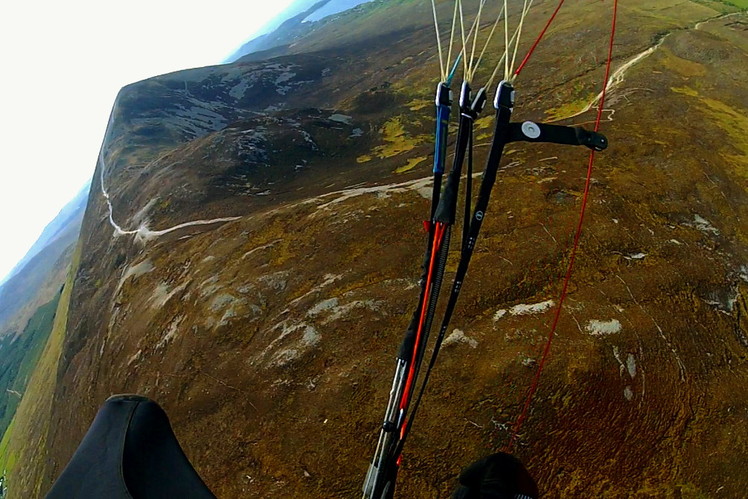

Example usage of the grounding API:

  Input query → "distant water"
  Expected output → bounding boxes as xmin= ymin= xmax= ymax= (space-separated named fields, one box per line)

xmin=302 ymin=0 xmax=374 ymax=23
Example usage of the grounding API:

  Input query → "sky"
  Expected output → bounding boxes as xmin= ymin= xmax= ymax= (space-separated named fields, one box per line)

xmin=0 ymin=0 xmax=295 ymax=282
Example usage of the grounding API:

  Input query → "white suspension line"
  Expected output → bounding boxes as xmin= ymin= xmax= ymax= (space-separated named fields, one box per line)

xmin=457 ymin=0 xmax=506 ymax=83
xmin=508 ymin=0 xmax=534 ymax=79
xmin=503 ymin=0 xmax=510 ymax=80
xmin=473 ymin=2 xmax=506 ymax=81
xmin=446 ymin=0 xmax=461 ymax=81
xmin=486 ymin=10 xmax=530 ymax=89
xmin=458 ymin=0 xmax=469 ymax=78
xmin=430 ymin=0 xmax=446 ymax=80
xmin=467 ymin=0 xmax=486 ymax=80
xmin=435 ymin=0 xmax=536 ymax=90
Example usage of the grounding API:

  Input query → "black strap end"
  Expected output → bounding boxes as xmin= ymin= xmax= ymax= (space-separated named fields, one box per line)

xmin=574 ymin=127 xmax=608 ymax=151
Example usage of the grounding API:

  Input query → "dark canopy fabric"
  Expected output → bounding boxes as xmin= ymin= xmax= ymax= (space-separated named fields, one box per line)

xmin=46 ymin=394 xmax=216 ymax=498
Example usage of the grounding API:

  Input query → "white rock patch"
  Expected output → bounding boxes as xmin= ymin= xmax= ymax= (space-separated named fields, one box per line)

xmin=329 ymin=113 xmax=353 ymax=125
xmin=612 ymin=346 xmax=625 ymax=377
xmin=493 ymin=309 xmax=507 ymax=321
xmin=127 ymin=349 xmax=143 ymax=366
xmin=258 ymin=271 xmax=289 ymax=292
xmin=624 ymin=386 xmax=634 ymax=401
xmin=585 ymin=319 xmax=622 ymax=336
xmin=323 ymin=300 xmax=381 ymax=324
xmin=442 ymin=329 xmax=478 ymax=348
xmin=198 ymin=275 xmax=221 ymax=298
xmin=116 ymin=260 xmax=154 ymax=295
xmin=308 ymin=298 xmax=339 ymax=317
xmin=132 ymin=198 xmax=158 ymax=225
xmin=626 ymin=354 xmax=637 ymax=378
xmin=229 ymin=79 xmax=250 ymax=100
xmin=272 ymin=324 xmax=321 ymax=367
xmin=150 ymin=282 xmax=188 ymax=309
xmin=691 ymin=214 xmax=719 ymax=235
xmin=157 ymin=316 xmax=184 ymax=349
xmin=494 ymin=300 xmax=555 ymax=321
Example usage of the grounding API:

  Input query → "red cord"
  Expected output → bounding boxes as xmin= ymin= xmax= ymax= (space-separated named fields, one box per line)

xmin=506 ymin=0 xmax=619 ymax=452
xmin=513 ymin=0 xmax=567 ymax=78
xmin=400 ymin=222 xmax=446 ymax=410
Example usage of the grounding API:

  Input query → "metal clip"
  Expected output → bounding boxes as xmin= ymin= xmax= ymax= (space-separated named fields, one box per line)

xmin=494 ymin=80 xmax=515 ymax=110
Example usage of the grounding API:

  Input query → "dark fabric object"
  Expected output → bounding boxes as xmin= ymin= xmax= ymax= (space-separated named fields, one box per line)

xmin=452 ymin=453 xmax=539 ymax=499
xmin=46 ymin=394 xmax=216 ymax=499
xmin=506 ymin=122 xmax=608 ymax=151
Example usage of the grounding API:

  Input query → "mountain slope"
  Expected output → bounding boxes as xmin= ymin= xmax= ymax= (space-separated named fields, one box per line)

xmin=0 ymin=185 xmax=87 ymax=335
xmin=0 ymin=292 xmax=61 ymax=437
xmin=5 ymin=1 xmax=748 ymax=497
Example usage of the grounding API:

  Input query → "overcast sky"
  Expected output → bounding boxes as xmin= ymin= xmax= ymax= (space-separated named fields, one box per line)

xmin=0 ymin=0 xmax=295 ymax=282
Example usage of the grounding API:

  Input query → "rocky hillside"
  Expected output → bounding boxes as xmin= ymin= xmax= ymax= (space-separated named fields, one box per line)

xmin=3 ymin=0 xmax=747 ymax=497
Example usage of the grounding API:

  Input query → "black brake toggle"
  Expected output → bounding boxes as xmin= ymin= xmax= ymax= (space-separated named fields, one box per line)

xmin=507 ymin=121 xmax=608 ymax=151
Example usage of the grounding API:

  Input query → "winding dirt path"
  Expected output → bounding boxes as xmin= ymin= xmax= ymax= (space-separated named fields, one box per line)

xmin=98 ymin=150 xmax=241 ymax=241
xmin=561 ymin=11 xmax=741 ymax=123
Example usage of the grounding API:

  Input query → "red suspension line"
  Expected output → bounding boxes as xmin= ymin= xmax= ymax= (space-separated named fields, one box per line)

xmin=513 ymin=0 xmax=567 ymax=78
xmin=506 ymin=0 xmax=619 ymax=453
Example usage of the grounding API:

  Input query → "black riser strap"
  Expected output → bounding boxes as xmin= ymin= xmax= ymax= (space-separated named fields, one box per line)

xmin=394 ymin=86 xmax=512 ymax=457
xmin=395 ymin=82 xmax=515 ymax=455
xmin=461 ymin=129 xmax=473 ymax=253
xmin=434 ymin=111 xmax=474 ymax=224
xmin=433 ymin=100 xmax=513 ymax=370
